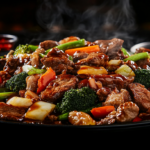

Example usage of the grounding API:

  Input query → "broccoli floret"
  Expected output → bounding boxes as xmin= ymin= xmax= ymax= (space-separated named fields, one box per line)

xmin=56 ymin=87 xmax=98 ymax=114
xmin=5 ymin=72 xmax=28 ymax=92
xmin=134 ymin=69 xmax=150 ymax=88
xmin=14 ymin=44 xmax=38 ymax=55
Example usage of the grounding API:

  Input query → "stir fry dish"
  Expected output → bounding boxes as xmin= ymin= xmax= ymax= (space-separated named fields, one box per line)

xmin=1 ymin=36 xmax=150 ymax=126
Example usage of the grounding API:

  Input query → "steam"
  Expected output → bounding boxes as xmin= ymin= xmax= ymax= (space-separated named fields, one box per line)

xmin=35 ymin=0 xmax=144 ymax=49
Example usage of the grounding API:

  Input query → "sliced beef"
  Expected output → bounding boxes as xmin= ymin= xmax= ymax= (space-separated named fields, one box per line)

xmin=96 ymin=111 xmax=116 ymax=125
xmin=0 ymin=58 xmax=6 ymax=71
xmin=75 ymin=52 xmax=109 ymax=67
xmin=96 ymin=87 xmax=111 ymax=102
xmin=94 ymin=38 xmax=124 ymax=60
xmin=30 ymin=48 xmax=45 ymax=68
xmin=40 ymin=73 xmax=78 ymax=103
xmin=41 ymin=48 xmax=75 ymax=75
xmin=135 ymin=47 xmax=150 ymax=54
xmin=128 ymin=83 xmax=150 ymax=112
xmin=3 ymin=54 xmax=30 ymax=75
xmin=0 ymin=102 xmax=27 ymax=121
xmin=116 ymin=102 xmax=139 ymax=123
xmin=59 ymin=36 xmax=80 ymax=45
xmin=26 ymin=74 xmax=41 ymax=92
xmin=0 ymin=71 xmax=11 ymax=88
xmin=103 ymin=88 xmax=131 ymax=109
xmin=73 ymin=51 xmax=89 ymax=63
xmin=77 ymin=74 xmax=134 ymax=90
xmin=136 ymin=58 xmax=150 ymax=69
xmin=39 ymin=40 xmax=59 ymax=50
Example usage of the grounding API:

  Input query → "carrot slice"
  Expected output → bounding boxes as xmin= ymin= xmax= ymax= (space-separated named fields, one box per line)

xmin=65 ymin=45 xmax=100 ymax=56
xmin=91 ymin=106 xmax=115 ymax=118
xmin=132 ymin=116 xmax=142 ymax=122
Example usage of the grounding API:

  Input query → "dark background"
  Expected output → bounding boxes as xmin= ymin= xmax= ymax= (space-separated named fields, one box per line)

xmin=1 ymin=0 xmax=150 ymax=49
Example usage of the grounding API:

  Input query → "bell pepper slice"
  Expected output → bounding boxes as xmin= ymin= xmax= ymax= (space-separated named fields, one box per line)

xmin=91 ymin=106 xmax=115 ymax=118
xmin=37 ymin=67 xmax=56 ymax=94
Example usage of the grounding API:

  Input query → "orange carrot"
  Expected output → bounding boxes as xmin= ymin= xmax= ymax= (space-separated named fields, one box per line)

xmin=91 ymin=106 xmax=115 ymax=118
xmin=37 ymin=67 xmax=56 ymax=94
xmin=65 ymin=45 xmax=100 ymax=56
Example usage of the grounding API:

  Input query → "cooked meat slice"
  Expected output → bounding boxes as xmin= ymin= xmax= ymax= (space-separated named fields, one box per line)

xmin=78 ymin=74 xmax=134 ymax=90
xmin=0 ymin=58 xmax=6 ymax=71
xmin=96 ymin=111 xmax=116 ymax=125
xmin=96 ymin=87 xmax=111 ymax=102
xmin=94 ymin=38 xmax=124 ymax=60
xmin=3 ymin=54 xmax=30 ymax=75
xmin=39 ymin=40 xmax=59 ymax=50
xmin=19 ymin=90 xmax=26 ymax=98
xmin=41 ymin=48 xmax=75 ymax=75
xmin=68 ymin=111 xmax=96 ymax=125
xmin=0 ymin=71 xmax=11 ymax=88
xmin=128 ymin=83 xmax=150 ymax=112
xmin=73 ymin=51 xmax=89 ymax=63
xmin=135 ymin=58 xmax=150 ymax=69
xmin=75 ymin=52 xmax=109 ymax=67
xmin=0 ymin=102 xmax=27 ymax=121
xmin=30 ymin=48 xmax=45 ymax=68
xmin=116 ymin=102 xmax=139 ymax=123
xmin=135 ymin=47 xmax=150 ymax=54
xmin=103 ymin=88 xmax=131 ymax=108
xmin=124 ymin=60 xmax=139 ymax=71
xmin=40 ymin=74 xmax=78 ymax=103
xmin=26 ymin=74 xmax=41 ymax=92
xmin=59 ymin=36 xmax=80 ymax=45
xmin=77 ymin=79 xmax=89 ymax=89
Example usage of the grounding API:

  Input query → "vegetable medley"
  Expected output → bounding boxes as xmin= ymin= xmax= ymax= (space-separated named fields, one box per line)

xmin=0 ymin=36 xmax=150 ymax=126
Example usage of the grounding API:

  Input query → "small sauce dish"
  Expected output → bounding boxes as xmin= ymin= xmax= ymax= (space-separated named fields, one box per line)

xmin=0 ymin=34 xmax=18 ymax=51
xmin=130 ymin=42 xmax=150 ymax=53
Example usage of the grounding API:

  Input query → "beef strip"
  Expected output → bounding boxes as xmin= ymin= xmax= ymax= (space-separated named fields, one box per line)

xmin=3 ymin=54 xmax=30 ymax=75
xmin=73 ymin=51 xmax=89 ymax=63
xmin=39 ymin=40 xmax=59 ymax=50
xmin=30 ymin=48 xmax=45 ymax=68
xmin=0 ymin=58 xmax=6 ymax=71
xmin=103 ymin=88 xmax=131 ymax=109
xmin=0 ymin=71 xmax=11 ymax=88
xmin=135 ymin=58 xmax=150 ymax=69
xmin=116 ymin=102 xmax=139 ymax=123
xmin=40 ymin=73 xmax=78 ymax=103
xmin=96 ymin=111 xmax=116 ymax=125
xmin=41 ymin=48 xmax=75 ymax=75
xmin=96 ymin=87 xmax=111 ymax=102
xmin=135 ymin=47 xmax=150 ymax=54
xmin=128 ymin=83 xmax=150 ymax=112
xmin=26 ymin=74 xmax=41 ymax=92
xmin=0 ymin=102 xmax=27 ymax=121
xmin=94 ymin=38 xmax=124 ymax=60
xmin=77 ymin=74 xmax=134 ymax=90
xmin=75 ymin=52 xmax=109 ymax=67
xmin=59 ymin=36 xmax=80 ymax=45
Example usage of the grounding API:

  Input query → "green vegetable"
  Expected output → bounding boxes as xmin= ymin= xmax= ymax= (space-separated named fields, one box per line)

xmin=45 ymin=39 xmax=85 ymax=54
xmin=57 ymin=103 xmax=102 ymax=121
xmin=0 ymin=56 xmax=4 ymax=59
xmin=27 ymin=68 xmax=46 ymax=76
xmin=22 ymin=65 xmax=46 ymax=75
xmin=56 ymin=87 xmax=98 ymax=114
xmin=14 ymin=44 xmax=38 ymax=55
xmin=5 ymin=72 xmax=28 ymax=92
xmin=121 ymin=48 xmax=130 ymax=56
xmin=124 ymin=52 xmax=149 ymax=62
xmin=134 ymin=69 xmax=150 ymax=88
xmin=68 ymin=56 xmax=73 ymax=61
xmin=39 ymin=53 xmax=45 ymax=58
xmin=0 ymin=92 xmax=17 ymax=100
